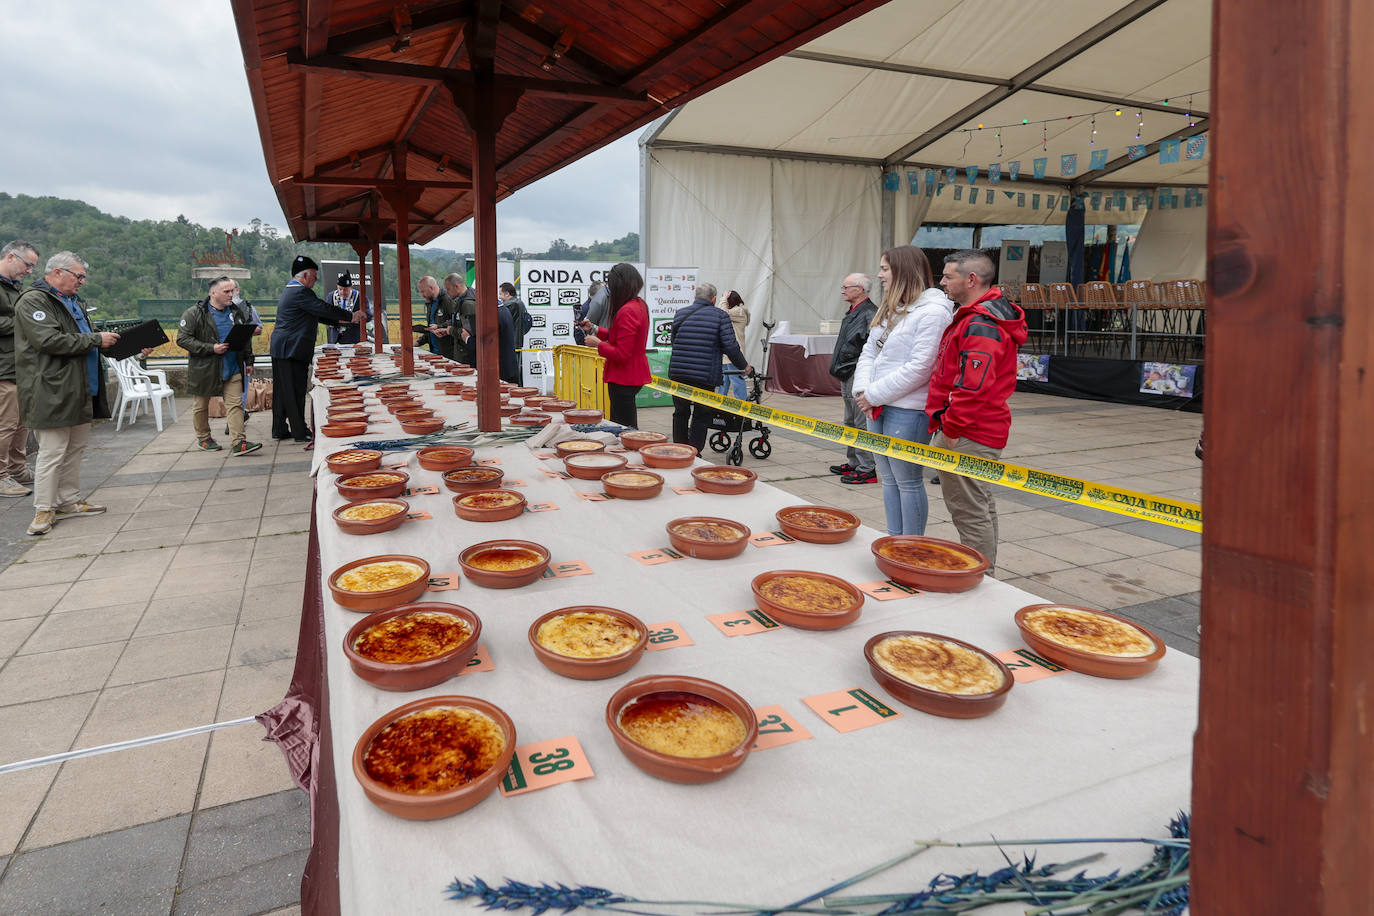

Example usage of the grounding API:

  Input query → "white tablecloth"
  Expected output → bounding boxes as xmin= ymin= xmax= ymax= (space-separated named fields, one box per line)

xmin=308 ymin=365 xmax=1196 ymax=916
xmin=768 ymin=332 xmax=838 ymax=358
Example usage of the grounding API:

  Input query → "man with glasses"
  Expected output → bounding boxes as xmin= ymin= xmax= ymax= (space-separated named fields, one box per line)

xmin=827 ymin=273 xmax=878 ymax=483
xmin=0 ymin=240 xmax=40 ymax=497
xmin=15 ymin=252 xmax=120 ymax=536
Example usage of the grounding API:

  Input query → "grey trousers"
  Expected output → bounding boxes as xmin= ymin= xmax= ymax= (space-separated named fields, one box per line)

xmin=933 ymin=430 xmax=1001 ymax=569
xmin=840 ymin=376 xmax=874 ymax=473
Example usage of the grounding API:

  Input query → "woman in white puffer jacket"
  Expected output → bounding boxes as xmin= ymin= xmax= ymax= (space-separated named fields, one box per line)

xmin=852 ymin=245 xmax=954 ymax=535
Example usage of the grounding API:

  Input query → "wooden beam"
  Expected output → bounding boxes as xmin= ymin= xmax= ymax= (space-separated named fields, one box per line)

xmin=289 ymin=176 xmax=472 ymax=190
xmin=468 ymin=0 xmax=503 ymax=70
xmin=399 ymin=31 xmax=469 ymax=145
xmin=625 ymin=0 xmax=795 ymax=92
xmin=324 ymin=1 xmax=472 ymax=57
xmin=496 ymin=8 xmax=623 ymax=86
xmin=1194 ymin=0 xmax=1374 ymax=912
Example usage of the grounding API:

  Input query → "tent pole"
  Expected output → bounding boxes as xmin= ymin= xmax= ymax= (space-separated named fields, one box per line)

xmin=370 ymin=238 xmax=384 ymax=347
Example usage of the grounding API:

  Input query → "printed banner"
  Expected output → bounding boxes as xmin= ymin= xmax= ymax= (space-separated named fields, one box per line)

xmin=1016 ymin=353 xmax=1050 ymax=382
xmin=521 ymin=259 xmax=620 ymax=390
xmin=1140 ymin=362 xmax=1197 ymax=398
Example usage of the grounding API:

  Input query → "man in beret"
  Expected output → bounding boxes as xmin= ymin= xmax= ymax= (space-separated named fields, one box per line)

xmin=269 ymin=255 xmax=355 ymax=442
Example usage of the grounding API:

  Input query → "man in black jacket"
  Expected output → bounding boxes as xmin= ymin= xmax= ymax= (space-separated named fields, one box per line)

xmin=668 ymin=282 xmax=750 ymax=450
xmin=828 ymin=273 xmax=878 ymax=481
xmin=269 ymin=255 xmax=354 ymax=441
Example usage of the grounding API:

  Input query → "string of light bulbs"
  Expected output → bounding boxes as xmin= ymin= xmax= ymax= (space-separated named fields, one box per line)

xmin=952 ymin=89 xmax=1207 ymax=136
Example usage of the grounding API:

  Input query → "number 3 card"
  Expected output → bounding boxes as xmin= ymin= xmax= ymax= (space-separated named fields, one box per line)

xmin=500 ymin=735 xmax=594 ymax=796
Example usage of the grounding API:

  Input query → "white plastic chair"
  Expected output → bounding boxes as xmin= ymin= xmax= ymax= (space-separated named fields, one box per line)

xmin=112 ymin=356 xmax=178 ymax=431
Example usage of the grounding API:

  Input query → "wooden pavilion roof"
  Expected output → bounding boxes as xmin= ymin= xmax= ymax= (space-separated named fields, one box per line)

xmin=231 ymin=0 xmax=892 ymax=245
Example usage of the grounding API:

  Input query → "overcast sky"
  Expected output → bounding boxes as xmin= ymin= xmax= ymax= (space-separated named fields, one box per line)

xmin=1 ymin=1 xmax=640 ymax=253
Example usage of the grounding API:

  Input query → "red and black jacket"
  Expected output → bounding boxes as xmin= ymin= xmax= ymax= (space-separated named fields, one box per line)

xmin=925 ymin=287 xmax=1027 ymax=449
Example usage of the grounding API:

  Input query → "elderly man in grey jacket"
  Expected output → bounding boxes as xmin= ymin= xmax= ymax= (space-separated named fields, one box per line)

xmin=828 ymin=273 xmax=878 ymax=483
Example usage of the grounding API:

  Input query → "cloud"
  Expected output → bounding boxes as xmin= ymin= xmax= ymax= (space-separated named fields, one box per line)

xmin=1 ymin=0 xmax=639 ymax=247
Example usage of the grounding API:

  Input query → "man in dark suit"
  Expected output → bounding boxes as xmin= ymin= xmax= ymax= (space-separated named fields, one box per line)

xmin=269 ymin=255 xmax=354 ymax=441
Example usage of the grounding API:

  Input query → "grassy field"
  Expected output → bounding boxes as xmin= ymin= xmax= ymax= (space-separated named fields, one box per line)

xmin=146 ymin=319 xmax=409 ymax=358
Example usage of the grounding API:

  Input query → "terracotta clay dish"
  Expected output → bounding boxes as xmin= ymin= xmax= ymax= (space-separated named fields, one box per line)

xmin=542 ymin=399 xmax=576 ymax=412
xmin=527 ymin=607 xmax=648 ymax=680
xmin=509 ymin=412 xmax=551 ymax=427
xmin=393 ymin=407 xmax=436 ymax=422
xmin=639 ymin=443 xmax=698 ymax=469
xmin=352 ymin=695 xmax=516 ymax=820
xmin=562 ymin=408 xmax=603 ymax=425
xmin=442 ymin=466 xmax=504 ymax=493
xmin=326 ymin=410 xmax=369 ymax=425
xmin=619 ymin=430 xmax=668 ymax=451
xmin=751 ymin=569 xmax=864 ymax=630
xmin=601 ymin=469 xmax=664 ymax=500
xmin=522 ymin=395 xmax=553 ymax=409
xmin=316 ymin=371 xmax=344 ymax=380
xmin=326 ymin=448 xmax=383 ymax=475
xmin=458 ymin=539 xmax=550 ymax=588
xmin=605 ymin=675 xmax=758 ymax=784
xmin=1014 ymin=604 xmax=1166 ymax=679
xmin=497 ymin=403 xmax=521 ymax=417
xmin=563 ymin=451 xmax=628 ymax=481
xmin=453 ymin=488 xmax=526 ymax=522
xmin=332 ymin=498 xmax=411 ymax=535
xmin=774 ymin=505 xmax=861 ymax=544
xmin=416 ymin=445 xmax=474 ymax=472
xmin=863 ymin=631 xmax=1013 ymax=718
xmin=344 ymin=603 xmax=482 ymax=691
xmin=666 ymin=516 xmax=750 ymax=559
xmin=320 ymin=421 xmax=367 ymax=438
xmin=554 ymin=439 xmax=606 ymax=459
xmin=385 ymin=398 xmax=424 ymax=413
xmin=451 ymin=366 xmax=475 ymax=376
xmin=401 ymin=417 xmax=446 ymax=435
xmin=870 ymin=535 xmax=989 ymax=593
xmin=336 ymin=470 xmax=409 ymax=501
xmin=691 ymin=466 xmax=757 ymax=495
xmin=509 ymin=387 xmax=538 ymax=398
xmin=378 ymin=384 xmax=412 ymax=396
xmin=328 ymin=554 xmax=431 ymax=612
xmin=459 ymin=388 xmax=479 ymax=401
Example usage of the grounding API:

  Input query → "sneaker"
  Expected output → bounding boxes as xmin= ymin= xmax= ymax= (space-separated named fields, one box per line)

xmin=828 ymin=463 xmax=856 ymax=476
xmin=0 ymin=476 xmax=31 ymax=497
xmin=197 ymin=439 xmax=222 ymax=451
xmin=841 ymin=469 xmax=878 ymax=484
xmin=230 ymin=440 xmax=263 ymax=456
xmin=55 ymin=501 xmax=106 ymax=520
xmin=27 ymin=509 xmax=55 ymax=536
xmin=929 ymin=474 xmax=940 ymax=484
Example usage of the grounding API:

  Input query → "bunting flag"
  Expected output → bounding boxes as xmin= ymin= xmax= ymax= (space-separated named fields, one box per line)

xmin=1158 ymin=188 xmax=1178 ymax=209
xmin=906 ymin=170 xmax=920 ymax=194
xmin=1008 ymin=160 xmax=1021 ymax=180
xmin=989 ymin=163 xmax=1002 ymax=182
xmin=1134 ymin=189 xmax=1152 ymax=208
xmin=1017 ymin=192 xmax=1026 ymax=207
xmin=986 ymin=192 xmax=994 ymax=206
xmin=1113 ymin=191 xmax=1127 ymax=209
xmin=1061 ymin=153 xmax=1077 ymax=177
xmin=1090 ymin=149 xmax=1108 ymax=170
xmin=1046 ymin=194 xmax=1057 ymax=210
xmin=945 ymin=167 xmax=957 ymax=184
xmin=1185 ymin=135 xmax=1208 ymax=160
xmin=1090 ymin=191 xmax=1102 ymax=210
xmin=1184 ymin=187 xmax=1204 ymax=207
xmin=969 ymin=187 xmax=979 ymax=204
xmin=1032 ymin=193 xmax=1041 ymax=210
xmin=1033 ymin=157 xmax=1047 ymax=179
xmin=1127 ymin=144 xmax=1148 ymax=161
xmin=965 ymin=165 xmax=980 ymax=184
xmin=953 ymin=185 xmax=963 ymax=200
xmin=1159 ymin=140 xmax=1181 ymax=164
xmin=882 ymin=172 xmax=900 ymax=191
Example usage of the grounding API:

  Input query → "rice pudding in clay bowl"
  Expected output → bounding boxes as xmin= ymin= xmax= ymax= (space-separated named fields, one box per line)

xmin=458 ymin=539 xmax=550 ymax=588
xmin=863 ymin=630 xmax=1013 ymax=718
xmin=1013 ymin=604 xmax=1166 ymax=679
xmin=527 ymin=607 xmax=648 ymax=679
xmin=605 ymin=675 xmax=758 ymax=784
xmin=344 ymin=603 xmax=483 ymax=691
xmin=870 ymin=535 xmax=989 ymax=593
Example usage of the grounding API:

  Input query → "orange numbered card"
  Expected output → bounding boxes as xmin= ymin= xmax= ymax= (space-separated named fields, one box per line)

xmin=457 ymin=643 xmax=494 ymax=674
xmin=628 ymin=547 xmax=683 ymax=566
xmin=405 ymin=510 xmax=433 ymax=521
xmin=576 ymin=491 xmax=613 ymax=501
xmin=671 ymin=486 xmax=701 ymax=495
xmin=749 ymin=530 xmax=795 ymax=548
xmin=533 ymin=451 xmax=558 ymax=460
xmin=542 ymin=560 xmax=593 ymax=579
xmin=403 ymin=485 xmax=440 ymax=496
xmin=751 ymin=705 xmax=812 ymax=751
xmin=857 ymin=579 xmax=920 ymax=600
xmin=425 ymin=572 xmax=461 ymax=591
xmin=382 ymin=462 xmax=410 ymax=472
xmin=993 ymin=648 xmax=1067 ymax=683
xmin=707 ymin=609 xmax=781 ymax=636
xmin=539 ymin=468 xmax=572 ymax=479
xmin=525 ymin=501 xmax=559 ymax=513
xmin=803 ymin=687 xmax=903 ymax=733
xmin=499 ymin=735 xmax=594 ymax=797
xmin=644 ymin=621 xmax=693 ymax=651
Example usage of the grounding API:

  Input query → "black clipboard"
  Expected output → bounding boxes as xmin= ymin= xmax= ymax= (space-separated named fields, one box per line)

xmin=104 ymin=320 xmax=169 ymax=360
xmin=224 ymin=322 xmax=256 ymax=351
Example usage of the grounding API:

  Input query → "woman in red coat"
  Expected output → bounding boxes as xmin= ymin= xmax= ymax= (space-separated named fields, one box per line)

xmin=580 ymin=262 xmax=649 ymax=427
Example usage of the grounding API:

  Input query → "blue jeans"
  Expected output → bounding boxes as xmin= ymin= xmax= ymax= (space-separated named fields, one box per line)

xmin=717 ymin=369 xmax=748 ymax=400
xmin=868 ymin=407 xmax=933 ymax=535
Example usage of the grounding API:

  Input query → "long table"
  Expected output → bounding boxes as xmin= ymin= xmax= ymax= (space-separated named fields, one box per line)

xmin=281 ymin=358 xmax=1197 ymax=915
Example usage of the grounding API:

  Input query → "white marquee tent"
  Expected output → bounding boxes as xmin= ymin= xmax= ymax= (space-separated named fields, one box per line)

xmin=639 ymin=0 xmax=1209 ymax=361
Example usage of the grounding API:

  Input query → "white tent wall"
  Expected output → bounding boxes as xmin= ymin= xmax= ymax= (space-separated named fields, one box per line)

xmin=1129 ymin=200 xmax=1208 ymax=280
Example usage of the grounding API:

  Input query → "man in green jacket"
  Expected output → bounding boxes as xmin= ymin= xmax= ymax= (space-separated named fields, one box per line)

xmin=177 ymin=276 xmax=261 ymax=455
xmin=15 ymin=252 xmax=120 ymax=536
xmin=0 ymin=240 xmax=40 ymax=497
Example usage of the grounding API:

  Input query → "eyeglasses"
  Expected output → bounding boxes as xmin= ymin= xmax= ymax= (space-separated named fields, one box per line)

xmin=58 ymin=267 xmax=87 ymax=282
xmin=17 ymin=258 xmax=37 ymax=271
xmin=841 ymin=284 xmax=862 ymax=290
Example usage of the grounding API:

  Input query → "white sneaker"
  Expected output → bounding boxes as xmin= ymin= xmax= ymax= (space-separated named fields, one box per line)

xmin=0 ymin=476 xmax=31 ymax=497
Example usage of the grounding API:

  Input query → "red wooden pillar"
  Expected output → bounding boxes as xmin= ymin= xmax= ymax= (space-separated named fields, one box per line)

xmin=389 ymin=145 xmax=415 ymax=377
xmin=1194 ymin=0 xmax=1374 ymax=911
xmin=468 ymin=71 xmax=502 ymax=432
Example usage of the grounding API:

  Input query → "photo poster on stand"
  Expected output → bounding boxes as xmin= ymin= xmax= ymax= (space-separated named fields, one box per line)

xmin=1040 ymin=241 xmax=1069 ymax=284
xmin=518 ymin=260 xmax=628 ymax=393
xmin=641 ymin=267 xmax=699 ymax=407
xmin=998 ymin=240 xmax=1030 ymax=287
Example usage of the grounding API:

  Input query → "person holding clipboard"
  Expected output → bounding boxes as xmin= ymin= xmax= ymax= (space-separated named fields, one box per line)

xmin=177 ymin=276 xmax=261 ymax=455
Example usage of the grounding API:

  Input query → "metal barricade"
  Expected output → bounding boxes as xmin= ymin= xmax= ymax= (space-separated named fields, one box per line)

xmin=552 ymin=344 xmax=609 ymax=412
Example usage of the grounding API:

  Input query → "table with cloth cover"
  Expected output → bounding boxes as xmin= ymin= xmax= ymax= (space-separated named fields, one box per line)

xmin=764 ymin=333 xmax=841 ymax=396
xmin=277 ymin=355 xmax=1197 ymax=916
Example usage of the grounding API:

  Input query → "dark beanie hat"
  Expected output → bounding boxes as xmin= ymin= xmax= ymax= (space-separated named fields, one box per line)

xmin=291 ymin=255 xmax=319 ymax=274
xmin=337 ymin=271 xmax=353 ymax=286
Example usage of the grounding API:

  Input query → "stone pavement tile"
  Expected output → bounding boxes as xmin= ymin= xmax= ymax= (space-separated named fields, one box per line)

xmin=121 ymin=509 xmax=194 ymax=532
xmin=239 ymin=584 xmax=305 ymax=622
xmin=1110 ymin=519 xmax=1203 ymax=549
xmin=170 ymin=453 xmax=232 ymax=473
xmin=169 ymin=539 xmax=257 ymax=570
xmin=1043 ymin=502 xmax=1131 ymax=527
xmin=265 ymin=907 xmax=302 ymax=916
xmin=993 ymin=542 xmax=1077 ymax=578
xmin=261 ymin=495 xmax=313 ymax=518
xmin=45 ymin=511 xmax=135 ymax=539
xmin=110 ymin=523 xmax=197 ymax=553
xmin=1022 ymin=567 xmax=1165 ymax=610
xmin=152 ymin=560 xmax=250 ymax=599
xmin=252 ymin=531 xmax=309 ymax=561
xmin=138 ymin=491 xmax=209 ymax=513
xmin=193 ymin=500 xmax=265 ymax=525
xmin=0 ymin=643 xmax=122 ymax=706
xmin=55 ymin=573 xmax=160 ymax=612
xmin=0 ymin=814 xmax=189 ymax=915
xmin=1177 ymin=590 xmax=1201 ymax=606
xmin=0 ymin=692 xmax=100 ymax=765
xmin=79 ymin=546 xmax=175 ymax=582
xmin=106 ymin=625 xmax=235 ymax=687
xmin=24 ymin=739 xmax=206 ymax=849
xmin=1059 ymin=527 xmax=1177 ymax=558
xmin=198 ymin=725 xmax=298 ymax=809
xmin=0 ymin=769 xmax=55 ymax=857
xmin=924 ymin=520 xmax=961 ymax=542
xmin=1001 ymin=576 xmax=1105 ymax=610
xmin=230 ymin=615 xmax=301 ymax=668
xmin=1086 ymin=557 xmax=1200 ymax=598
xmin=1114 ymin=597 xmax=1201 ymax=656
xmin=257 ymin=512 xmax=311 ymax=537
xmin=18 ymin=532 xmax=116 ymax=563
xmin=0 ymin=556 xmax=95 ymax=591
xmin=156 ymin=478 xmax=216 ymax=495
xmin=994 ymin=509 xmax=1097 ymax=539
xmin=202 ymin=487 xmax=269 ymax=510
xmin=117 ymin=452 xmax=182 ymax=474
xmin=77 ymin=671 xmax=222 ymax=746
xmin=174 ymin=789 xmax=309 ymax=916
xmin=89 ymin=483 xmax=157 ymax=501
xmin=0 ymin=617 xmax=40 ymax=658
xmin=18 ymin=603 xmax=147 ymax=655
xmin=219 ymin=657 xmax=295 ymax=716
xmin=181 ymin=522 xmax=258 ymax=546
xmin=1018 ymin=534 xmax=1128 ymax=566
xmin=0 ymin=583 xmax=70 ymax=621
xmin=135 ymin=594 xmax=243 ymax=637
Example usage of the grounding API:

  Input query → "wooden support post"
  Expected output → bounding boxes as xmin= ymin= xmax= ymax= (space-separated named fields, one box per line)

xmin=387 ymin=145 xmax=415 ymax=377
xmin=370 ymin=242 xmax=384 ymax=347
xmin=1194 ymin=0 xmax=1374 ymax=911
xmin=350 ymin=241 xmax=369 ymax=343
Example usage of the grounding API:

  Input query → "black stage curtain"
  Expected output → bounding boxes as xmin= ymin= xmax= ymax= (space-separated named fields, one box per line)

xmin=1017 ymin=356 xmax=1203 ymax=413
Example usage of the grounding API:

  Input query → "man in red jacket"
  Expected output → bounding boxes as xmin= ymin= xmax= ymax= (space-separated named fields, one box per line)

xmin=925 ymin=250 xmax=1027 ymax=568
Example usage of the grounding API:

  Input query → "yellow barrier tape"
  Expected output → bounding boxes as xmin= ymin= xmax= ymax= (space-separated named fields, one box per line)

xmin=646 ymin=376 xmax=1202 ymax=533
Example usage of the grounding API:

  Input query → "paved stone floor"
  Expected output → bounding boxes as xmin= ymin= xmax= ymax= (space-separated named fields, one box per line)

xmin=0 ymin=388 xmax=1201 ymax=914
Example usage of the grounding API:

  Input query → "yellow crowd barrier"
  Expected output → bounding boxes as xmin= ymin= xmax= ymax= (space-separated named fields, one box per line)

xmin=549 ymin=345 xmax=1203 ymax=533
